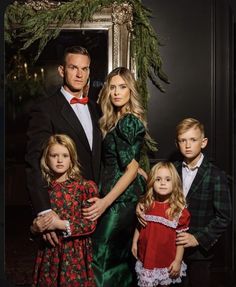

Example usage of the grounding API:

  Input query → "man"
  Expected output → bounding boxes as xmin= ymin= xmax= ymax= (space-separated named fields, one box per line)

xmin=25 ymin=46 xmax=102 ymax=244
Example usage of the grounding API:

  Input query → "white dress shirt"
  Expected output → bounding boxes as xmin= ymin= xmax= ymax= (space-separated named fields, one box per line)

xmin=61 ymin=87 xmax=93 ymax=150
xmin=182 ymin=153 xmax=204 ymax=197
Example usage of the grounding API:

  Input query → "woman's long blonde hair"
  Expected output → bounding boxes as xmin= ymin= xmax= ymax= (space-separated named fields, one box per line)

xmin=40 ymin=134 xmax=81 ymax=184
xmin=140 ymin=161 xmax=186 ymax=219
xmin=98 ymin=67 xmax=147 ymax=137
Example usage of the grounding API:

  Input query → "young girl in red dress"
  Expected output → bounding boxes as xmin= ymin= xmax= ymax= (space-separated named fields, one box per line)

xmin=31 ymin=134 xmax=98 ymax=287
xmin=132 ymin=161 xmax=190 ymax=287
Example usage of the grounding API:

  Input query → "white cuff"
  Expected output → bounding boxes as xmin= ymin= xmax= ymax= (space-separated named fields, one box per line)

xmin=37 ymin=209 xmax=52 ymax=216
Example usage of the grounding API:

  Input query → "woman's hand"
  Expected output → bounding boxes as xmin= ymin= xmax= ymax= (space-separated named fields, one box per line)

xmin=82 ymin=197 xmax=108 ymax=221
xmin=138 ymin=167 xmax=148 ymax=180
xmin=136 ymin=202 xmax=147 ymax=227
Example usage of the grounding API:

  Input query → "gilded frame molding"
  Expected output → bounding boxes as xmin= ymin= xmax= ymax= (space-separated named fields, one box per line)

xmin=21 ymin=0 xmax=134 ymax=73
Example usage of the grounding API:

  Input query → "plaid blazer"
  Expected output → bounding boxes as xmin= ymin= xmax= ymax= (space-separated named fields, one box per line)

xmin=174 ymin=156 xmax=232 ymax=260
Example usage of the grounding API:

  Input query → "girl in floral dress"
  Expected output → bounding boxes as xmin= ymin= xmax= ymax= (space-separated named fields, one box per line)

xmin=132 ymin=162 xmax=190 ymax=287
xmin=31 ymin=134 xmax=98 ymax=287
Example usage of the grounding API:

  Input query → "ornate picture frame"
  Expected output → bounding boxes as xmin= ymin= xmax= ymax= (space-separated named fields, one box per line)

xmin=19 ymin=1 xmax=134 ymax=72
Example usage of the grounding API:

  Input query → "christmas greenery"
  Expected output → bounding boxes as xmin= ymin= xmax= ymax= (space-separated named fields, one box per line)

xmin=5 ymin=0 xmax=169 ymax=109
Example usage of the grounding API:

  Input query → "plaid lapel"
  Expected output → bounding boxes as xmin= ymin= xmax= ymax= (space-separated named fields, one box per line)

xmin=174 ymin=161 xmax=182 ymax=178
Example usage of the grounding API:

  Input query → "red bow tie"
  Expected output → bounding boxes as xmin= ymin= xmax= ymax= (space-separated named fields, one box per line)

xmin=70 ymin=97 xmax=89 ymax=105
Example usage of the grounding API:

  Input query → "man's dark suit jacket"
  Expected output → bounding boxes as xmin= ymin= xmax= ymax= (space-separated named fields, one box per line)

xmin=174 ymin=156 xmax=231 ymax=260
xmin=25 ymin=90 xmax=102 ymax=214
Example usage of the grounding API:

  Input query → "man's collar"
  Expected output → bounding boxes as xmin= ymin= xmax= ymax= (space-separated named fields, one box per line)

xmin=60 ymin=86 xmax=83 ymax=101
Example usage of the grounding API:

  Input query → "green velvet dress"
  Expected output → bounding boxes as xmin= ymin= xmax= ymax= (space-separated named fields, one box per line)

xmin=92 ymin=114 xmax=146 ymax=287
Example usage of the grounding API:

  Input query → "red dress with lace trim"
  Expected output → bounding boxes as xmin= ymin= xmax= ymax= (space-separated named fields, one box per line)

xmin=138 ymin=201 xmax=190 ymax=269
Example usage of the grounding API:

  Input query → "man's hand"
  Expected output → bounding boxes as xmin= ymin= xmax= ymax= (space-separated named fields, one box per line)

xmin=176 ymin=232 xmax=199 ymax=248
xmin=31 ymin=213 xmax=54 ymax=233
xmin=43 ymin=231 xmax=59 ymax=247
xmin=32 ymin=210 xmax=60 ymax=246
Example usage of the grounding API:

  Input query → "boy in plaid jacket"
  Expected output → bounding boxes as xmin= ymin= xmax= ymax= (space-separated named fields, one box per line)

xmin=174 ymin=118 xmax=231 ymax=287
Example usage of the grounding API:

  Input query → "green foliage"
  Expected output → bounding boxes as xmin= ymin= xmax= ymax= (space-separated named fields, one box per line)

xmin=130 ymin=1 xmax=169 ymax=108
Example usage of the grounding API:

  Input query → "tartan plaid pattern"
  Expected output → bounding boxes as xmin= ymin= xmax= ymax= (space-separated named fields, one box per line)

xmin=174 ymin=156 xmax=231 ymax=259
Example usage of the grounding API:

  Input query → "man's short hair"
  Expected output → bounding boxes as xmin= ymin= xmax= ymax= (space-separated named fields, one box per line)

xmin=62 ymin=46 xmax=91 ymax=65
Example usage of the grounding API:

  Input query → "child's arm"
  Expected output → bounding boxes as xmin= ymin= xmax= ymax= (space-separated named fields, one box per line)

xmin=170 ymin=207 xmax=190 ymax=277
xmin=131 ymin=228 xmax=140 ymax=259
xmin=168 ymin=245 xmax=184 ymax=278
xmin=47 ymin=217 xmax=69 ymax=234
xmin=61 ymin=180 xmax=99 ymax=238
xmin=176 ymin=207 xmax=193 ymax=247
xmin=34 ymin=216 xmax=71 ymax=239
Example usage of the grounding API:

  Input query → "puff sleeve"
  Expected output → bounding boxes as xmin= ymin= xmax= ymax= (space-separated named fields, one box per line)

xmin=115 ymin=114 xmax=145 ymax=168
xmin=176 ymin=207 xmax=191 ymax=233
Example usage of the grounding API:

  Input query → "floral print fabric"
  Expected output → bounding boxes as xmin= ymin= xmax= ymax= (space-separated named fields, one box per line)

xmin=32 ymin=178 xmax=98 ymax=287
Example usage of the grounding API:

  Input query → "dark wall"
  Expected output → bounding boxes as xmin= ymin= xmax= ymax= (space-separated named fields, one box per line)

xmin=2 ymin=0 xmax=235 ymax=284
xmin=142 ymin=0 xmax=235 ymax=284
xmin=143 ymin=0 xmax=233 ymax=175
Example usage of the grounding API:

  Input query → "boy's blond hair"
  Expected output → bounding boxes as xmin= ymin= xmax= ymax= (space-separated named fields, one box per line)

xmin=176 ymin=118 xmax=205 ymax=139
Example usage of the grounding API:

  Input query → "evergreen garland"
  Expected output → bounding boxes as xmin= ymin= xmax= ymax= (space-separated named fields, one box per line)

xmin=5 ymin=0 xmax=169 ymax=109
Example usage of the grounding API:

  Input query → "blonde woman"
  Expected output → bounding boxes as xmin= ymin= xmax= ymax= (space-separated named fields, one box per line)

xmin=83 ymin=67 xmax=148 ymax=286
xmin=132 ymin=162 xmax=190 ymax=287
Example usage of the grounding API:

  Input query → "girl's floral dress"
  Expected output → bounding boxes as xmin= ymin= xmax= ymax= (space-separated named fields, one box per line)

xmin=32 ymin=177 xmax=98 ymax=287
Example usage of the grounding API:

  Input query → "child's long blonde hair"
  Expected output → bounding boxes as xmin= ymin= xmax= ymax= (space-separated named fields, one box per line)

xmin=40 ymin=134 xmax=81 ymax=184
xmin=140 ymin=161 xmax=186 ymax=219
xmin=98 ymin=67 xmax=147 ymax=137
